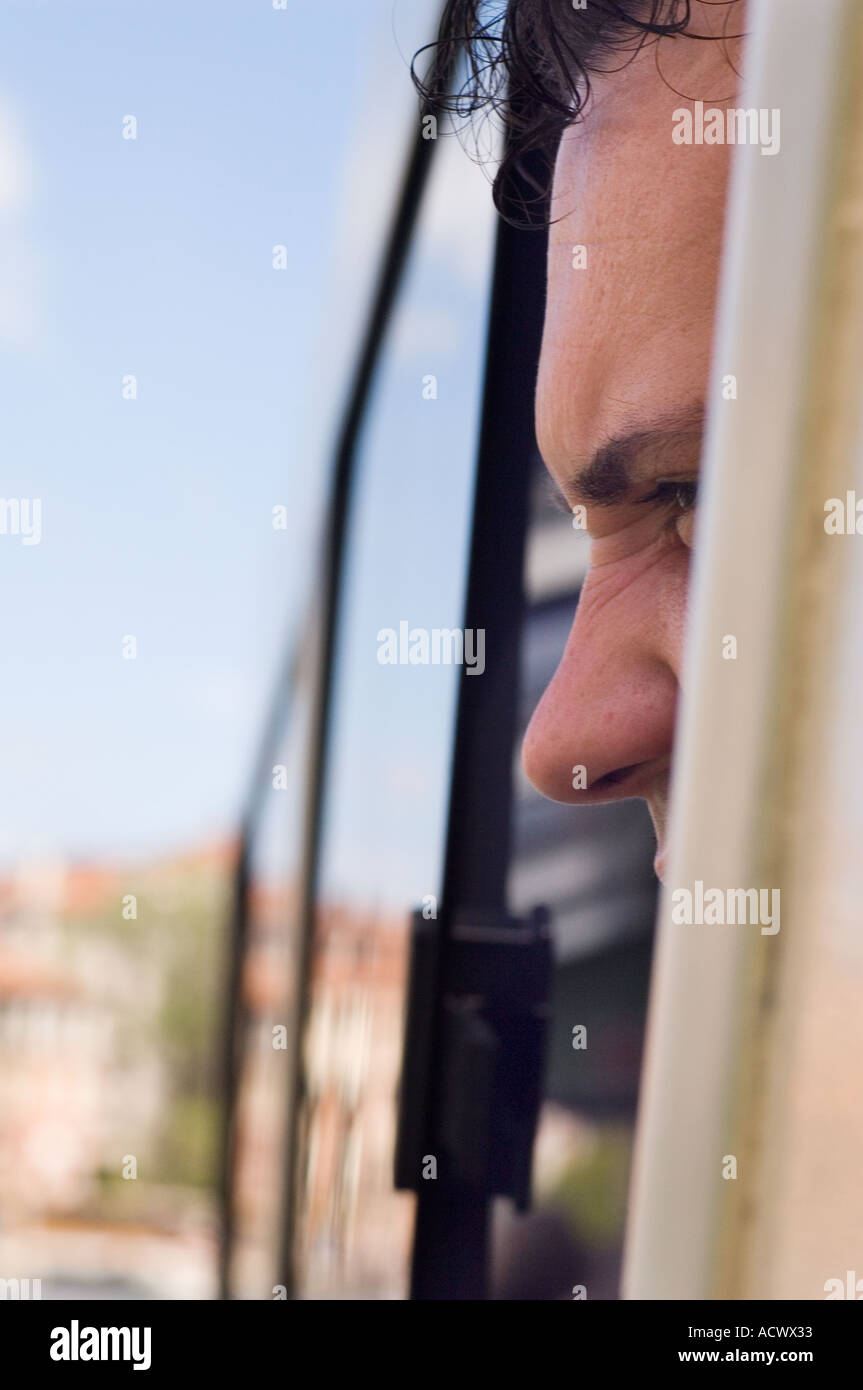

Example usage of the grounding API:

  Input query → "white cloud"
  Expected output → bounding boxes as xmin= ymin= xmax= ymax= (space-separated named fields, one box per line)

xmin=0 ymin=98 xmax=37 ymax=347
xmin=0 ymin=101 xmax=31 ymax=211
xmin=390 ymin=300 xmax=461 ymax=361
xmin=421 ymin=128 xmax=499 ymax=287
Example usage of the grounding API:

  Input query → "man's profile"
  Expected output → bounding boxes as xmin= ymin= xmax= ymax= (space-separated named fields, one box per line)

xmin=418 ymin=0 xmax=746 ymax=878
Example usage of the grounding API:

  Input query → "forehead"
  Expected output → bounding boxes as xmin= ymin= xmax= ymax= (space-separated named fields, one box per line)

xmin=550 ymin=19 xmax=745 ymax=204
xmin=536 ymin=29 xmax=740 ymax=484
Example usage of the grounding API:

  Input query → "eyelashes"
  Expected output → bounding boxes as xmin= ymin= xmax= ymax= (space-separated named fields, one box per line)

xmin=640 ymin=478 xmax=698 ymax=514
xmin=641 ymin=477 xmax=699 ymax=549
xmin=543 ymin=473 xmax=700 ymax=521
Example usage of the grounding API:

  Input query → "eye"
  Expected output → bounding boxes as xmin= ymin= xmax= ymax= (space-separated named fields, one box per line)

xmin=672 ymin=480 xmax=698 ymax=514
xmin=640 ymin=478 xmax=698 ymax=548
xmin=641 ymin=478 xmax=698 ymax=513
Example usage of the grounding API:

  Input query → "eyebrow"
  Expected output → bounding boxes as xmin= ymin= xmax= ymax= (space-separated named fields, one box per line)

xmin=556 ymin=406 xmax=706 ymax=508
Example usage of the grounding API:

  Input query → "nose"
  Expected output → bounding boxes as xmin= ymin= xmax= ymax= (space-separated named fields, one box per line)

xmin=521 ymin=571 xmax=680 ymax=805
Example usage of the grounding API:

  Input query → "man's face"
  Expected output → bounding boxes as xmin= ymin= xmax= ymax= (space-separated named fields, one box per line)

xmin=522 ymin=6 xmax=744 ymax=880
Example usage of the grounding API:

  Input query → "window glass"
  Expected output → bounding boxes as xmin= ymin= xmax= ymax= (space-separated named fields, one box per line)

xmin=0 ymin=0 xmax=398 ymax=1301
xmin=292 ymin=127 xmax=497 ymax=1299
xmin=227 ymin=658 xmax=312 ymax=1299
xmin=213 ymin=0 xmax=445 ymax=1301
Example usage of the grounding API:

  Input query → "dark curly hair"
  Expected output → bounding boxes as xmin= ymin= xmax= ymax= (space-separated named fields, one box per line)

xmin=413 ymin=1 xmax=745 ymax=219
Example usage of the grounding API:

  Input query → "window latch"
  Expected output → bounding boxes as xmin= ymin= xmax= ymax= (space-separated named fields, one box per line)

xmin=395 ymin=905 xmax=552 ymax=1209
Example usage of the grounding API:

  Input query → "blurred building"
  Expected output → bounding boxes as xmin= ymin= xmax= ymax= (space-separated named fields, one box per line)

xmin=0 ymin=842 xmax=232 ymax=1297
xmin=231 ymin=888 xmax=414 ymax=1299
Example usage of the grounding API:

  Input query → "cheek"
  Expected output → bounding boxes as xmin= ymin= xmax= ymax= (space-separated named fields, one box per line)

xmin=653 ymin=545 xmax=691 ymax=680
xmin=569 ymin=539 xmax=691 ymax=678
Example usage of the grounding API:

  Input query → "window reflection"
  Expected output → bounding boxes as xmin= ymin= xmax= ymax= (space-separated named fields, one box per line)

xmin=292 ymin=129 xmax=497 ymax=1299
xmin=227 ymin=672 xmax=311 ymax=1299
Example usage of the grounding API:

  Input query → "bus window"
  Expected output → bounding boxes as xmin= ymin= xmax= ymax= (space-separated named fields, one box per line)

xmin=288 ymin=123 xmax=497 ymax=1300
xmin=223 ymin=651 xmax=313 ymax=1300
xmin=220 ymin=0 xmax=449 ymax=1301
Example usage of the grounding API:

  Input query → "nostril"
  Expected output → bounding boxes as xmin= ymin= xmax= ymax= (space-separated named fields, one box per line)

xmin=588 ymin=763 xmax=646 ymax=794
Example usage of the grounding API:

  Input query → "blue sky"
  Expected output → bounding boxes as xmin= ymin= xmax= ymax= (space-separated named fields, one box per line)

xmin=315 ymin=125 xmax=497 ymax=906
xmin=0 ymin=0 xmax=457 ymax=866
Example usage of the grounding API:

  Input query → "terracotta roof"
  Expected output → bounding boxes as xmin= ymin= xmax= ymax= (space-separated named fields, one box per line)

xmin=0 ymin=953 xmax=80 ymax=1001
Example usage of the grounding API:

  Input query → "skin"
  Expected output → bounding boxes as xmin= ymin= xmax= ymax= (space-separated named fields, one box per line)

xmin=522 ymin=2 xmax=745 ymax=881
